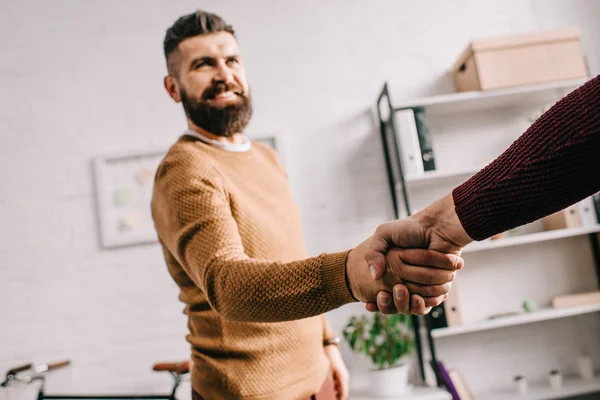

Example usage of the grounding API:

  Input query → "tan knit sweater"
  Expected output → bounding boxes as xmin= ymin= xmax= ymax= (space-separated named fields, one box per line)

xmin=151 ymin=135 xmax=356 ymax=399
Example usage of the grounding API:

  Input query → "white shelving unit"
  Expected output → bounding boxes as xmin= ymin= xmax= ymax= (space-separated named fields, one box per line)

xmin=432 ymin=303 xmax=600 ymax=338
xmin=378 ymin=76 xmax=600 ymax=398
xmin=351 ymin=386 xmax=452 ymax=400
xmin=392 ymin=78 xmax=585 ymax=115
xmin=463 ymin=225 xmax=600 ymax=253
xmin=405 ymin=167 xmax=480 ymax=188
xmin=478 ymin=376 xmax=600 ymax=400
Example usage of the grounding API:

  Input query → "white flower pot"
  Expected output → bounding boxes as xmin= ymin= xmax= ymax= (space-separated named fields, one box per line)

xmin=369 ymin=363 xmax=411 ymax=397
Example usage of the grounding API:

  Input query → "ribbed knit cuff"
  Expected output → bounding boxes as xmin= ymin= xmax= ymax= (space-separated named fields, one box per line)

xmin=452 ymin=181 xmax=488 ymax=241
xmin=320 ymin=250 xmax=357 ymax=308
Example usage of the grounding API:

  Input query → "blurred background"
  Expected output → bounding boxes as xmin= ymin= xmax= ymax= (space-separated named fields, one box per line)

xmin=1 ymin=0 xmax=599 ymax=399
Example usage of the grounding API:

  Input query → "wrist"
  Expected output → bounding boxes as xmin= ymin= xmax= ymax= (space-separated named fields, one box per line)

xmin=344 ymin=248 xmax=362 ymax=302
xmin=415 ymin=194 xmax=473 ymax=250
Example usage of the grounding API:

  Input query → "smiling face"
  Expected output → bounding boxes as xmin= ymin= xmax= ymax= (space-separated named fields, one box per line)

xmin=164 ymin=31 xmax=253 ymax=137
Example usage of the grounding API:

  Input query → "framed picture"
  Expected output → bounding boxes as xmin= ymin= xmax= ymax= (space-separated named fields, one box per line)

xmin=252 ymin=133 xmax=286 ymax=168
xmin=93 ymin=148 xmax=167 ymax=248
xmin=253 ymin=135 xmax=278 ymax=150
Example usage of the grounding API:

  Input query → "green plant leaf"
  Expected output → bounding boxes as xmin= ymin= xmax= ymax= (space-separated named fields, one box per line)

xmin=343 ymin=312 xmax=415 ymax=369
xmin=349 ymin=330 xmax=359 ymax=350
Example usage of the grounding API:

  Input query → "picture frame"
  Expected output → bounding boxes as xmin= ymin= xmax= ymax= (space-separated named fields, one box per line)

xmin=251 ymin=132 xmax=287 ymax=168
xmin=93 ymin=147 xmax=167 ymax=249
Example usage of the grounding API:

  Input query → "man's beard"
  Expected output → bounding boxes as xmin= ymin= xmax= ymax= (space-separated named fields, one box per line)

xmin=180 ymin=82 xmax=253 ymax=137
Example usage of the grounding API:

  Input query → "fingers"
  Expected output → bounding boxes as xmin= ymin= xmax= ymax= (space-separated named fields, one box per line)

xmin=364 ymin=219 xmax=431 ymax=281
xmin=376 ymin=289 xmax=402 ymax=315
xmin=386 ymin=252 xmax=457 ymax=289
xmin=333 ymin=373 xmax=341 ymax=400
xmin=331 ymin=367 xmax=349 ymax=400
xmin=340 ymin=371 xmax=349 ymax=400
xmin=363 ymin=223 xmax=394 ymax=281
xmin=409 ymin=294 xmax=432 ymax=315
xmin=398 ymin=261 xmax=456 ymax=285
xmin=373 ymin=285 xmax=411 ymax=315
xmin=423 ymin=293 xmax=448 ymax=308
xmin=392 ymin=285 xmax=410 ymax=314
xmin=403 ymin=281 xmax=452 ymax=298
xmin=368 ymin=287 xmax=448 ymax=315
xmin=392 ymin=248 xmax=464 ymax=271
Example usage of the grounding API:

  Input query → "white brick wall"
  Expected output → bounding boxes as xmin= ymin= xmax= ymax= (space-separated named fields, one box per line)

xmin=1 ymin=0 xmax=598 ymax=398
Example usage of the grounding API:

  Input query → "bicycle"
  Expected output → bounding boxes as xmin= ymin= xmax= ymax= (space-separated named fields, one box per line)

xmin=1 ymin=359 xmax=190 ymax=400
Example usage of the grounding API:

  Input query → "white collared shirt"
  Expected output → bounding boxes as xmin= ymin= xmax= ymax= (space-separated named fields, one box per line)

xmin=184 ymin=129 xmax=251 ymax=152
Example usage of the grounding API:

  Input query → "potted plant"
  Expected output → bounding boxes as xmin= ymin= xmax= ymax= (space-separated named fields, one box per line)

xmin=342 ymin=312 xmax=415 ymax=396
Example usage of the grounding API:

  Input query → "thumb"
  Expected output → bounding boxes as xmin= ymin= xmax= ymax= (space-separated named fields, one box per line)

xmin=364 ymin=222 xmax=394 ymax=281
xmin=364 ymin=219 xmax=430 ymax=281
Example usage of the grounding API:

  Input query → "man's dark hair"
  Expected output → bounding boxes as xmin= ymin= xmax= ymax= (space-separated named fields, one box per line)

xmin=163 ymin=10 xmax=235 ymax=76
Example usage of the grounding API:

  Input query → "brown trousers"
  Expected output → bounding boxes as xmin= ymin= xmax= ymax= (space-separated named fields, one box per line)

xmin=191 ymin=370 xmax=337 ymax=400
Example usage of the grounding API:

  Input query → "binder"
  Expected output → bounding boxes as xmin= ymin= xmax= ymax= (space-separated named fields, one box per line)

xmin=429 ymin=284 xmax=463 ymax=330
xmin=393 ymin=109 xmax=425 ymax=178
xmin=593 ymin=192 xmax=600 ymax=223
xmin=414 ymin=107 xmax=436 ymax=172
xmin=579 ymin=197 xmax=599 ymax=226
xmin=444 ymin=284 xmax=463 ymax=327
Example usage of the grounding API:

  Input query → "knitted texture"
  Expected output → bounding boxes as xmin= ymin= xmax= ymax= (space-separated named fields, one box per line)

xmin=453 ymin=75 xmax=600 ymax=241
xmin=151 ymin=135 xmax=354 ymax=399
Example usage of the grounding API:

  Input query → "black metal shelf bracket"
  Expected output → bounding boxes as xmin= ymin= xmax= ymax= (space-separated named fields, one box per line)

xmin=376 ymin=82 xmax=441 ymax=385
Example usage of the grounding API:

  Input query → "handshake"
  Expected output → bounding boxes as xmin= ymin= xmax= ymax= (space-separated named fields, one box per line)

xmin=345 ymin=194 xmax=474 ymax=315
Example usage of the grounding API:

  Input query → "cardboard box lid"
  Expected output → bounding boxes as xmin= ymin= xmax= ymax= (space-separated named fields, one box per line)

xmin=453 ymin=27 xmax=582 ymax=72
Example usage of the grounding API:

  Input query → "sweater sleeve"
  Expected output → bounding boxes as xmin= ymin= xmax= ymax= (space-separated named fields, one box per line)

xmin=151 ymin=152 xmax=356 ymax=323
xmin=452 ymin=75 xmax=600 ymax=241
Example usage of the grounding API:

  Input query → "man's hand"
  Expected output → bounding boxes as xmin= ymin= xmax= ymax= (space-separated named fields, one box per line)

xmin=324 ymin=345 xmax=349 ymax=400
xmin=346 ymin=232 xmax=463 ymax=315
xmin=364 ymin=194 xmax=473 ymax=314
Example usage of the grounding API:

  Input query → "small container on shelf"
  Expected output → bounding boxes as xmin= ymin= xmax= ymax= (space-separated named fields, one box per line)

xmin=549 ymin=369 xmax=563 ymax=389
xmin=514 ymin=375 xmax=528 ymax=394
xmin=578 ymin=355 xmax=595 ymax=380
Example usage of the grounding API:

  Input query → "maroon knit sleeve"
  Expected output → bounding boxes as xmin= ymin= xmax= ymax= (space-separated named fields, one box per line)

xmin=452 ymin=75 xmax=600 ymax=241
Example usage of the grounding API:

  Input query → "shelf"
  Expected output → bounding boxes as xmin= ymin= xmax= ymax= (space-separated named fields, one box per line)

xmin=392 ymin=78 xmax=586 ymax=115
xmin=463 ymin=225 xmax=600 ymax=253
xmin=431 ymin=303 xmax=600 ymax=338
xmin=477 ymin=375 xmax=600 ymax=400
xmin=350 ymin=385 xmax=452 ymax=400
xmin=405 ymin=167 xmax=480 ymax=187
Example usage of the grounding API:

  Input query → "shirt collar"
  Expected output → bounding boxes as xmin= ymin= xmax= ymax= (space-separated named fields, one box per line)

xmin=184 ymin=129 xmax=251 ymax=152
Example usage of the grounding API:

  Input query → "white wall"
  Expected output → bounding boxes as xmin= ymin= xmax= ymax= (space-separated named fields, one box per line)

xmin=532 ymin=0 xmax=600 ymax=76
xmin=1 ymin=0 xmax=597 ymax=398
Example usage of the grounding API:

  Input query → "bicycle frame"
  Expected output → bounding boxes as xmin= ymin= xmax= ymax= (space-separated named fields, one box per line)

xmin=35 ymin=374 xmax=182 ymax=400
xmin=2 ymin=361 xmax=186 ymax=400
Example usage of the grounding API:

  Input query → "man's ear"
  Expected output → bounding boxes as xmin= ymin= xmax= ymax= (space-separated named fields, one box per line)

xmin=164 ymin=75 xmax=181 ymax=103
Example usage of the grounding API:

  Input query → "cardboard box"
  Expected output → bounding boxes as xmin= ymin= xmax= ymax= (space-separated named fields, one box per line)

xmin=542 ymin=204 xmax=581 ymax=231
xmin=452 ymin=27 xmax=588 ymax=92
xmin=552 ymin=291 xmax=600 ymax=308
xmin=443 ymin=284 xmax=463 ymax=327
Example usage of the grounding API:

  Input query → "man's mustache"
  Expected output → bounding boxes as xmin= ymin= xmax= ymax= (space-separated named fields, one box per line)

xmin=202 ymin=82 xmax=244 ymax=100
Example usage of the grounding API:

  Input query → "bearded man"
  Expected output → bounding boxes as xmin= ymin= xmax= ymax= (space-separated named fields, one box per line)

xmin=151 ymin=9 xmax=462 ymax=400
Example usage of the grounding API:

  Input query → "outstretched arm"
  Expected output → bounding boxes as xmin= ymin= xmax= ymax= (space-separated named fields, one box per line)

xmin=367 ymin=74 xmax=600 ymax=313
xmin=152 ymin=152 xmax=462 ymax=322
